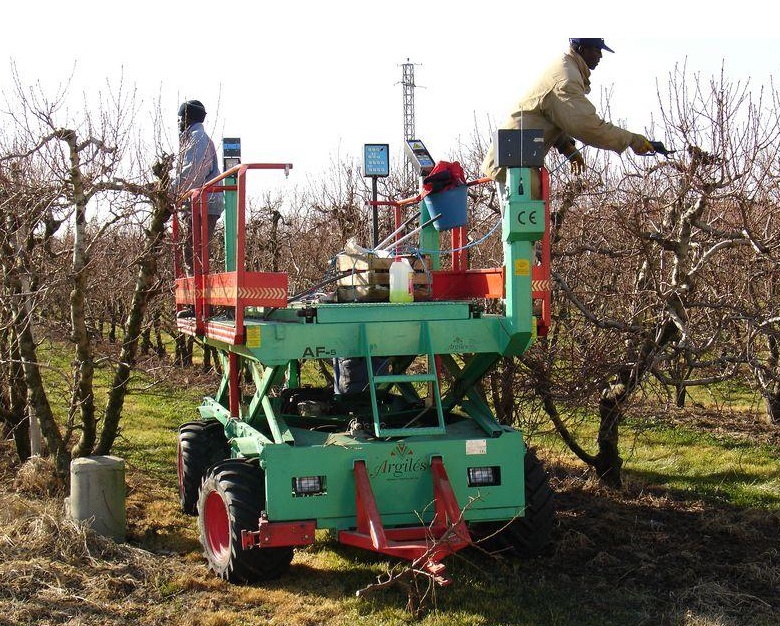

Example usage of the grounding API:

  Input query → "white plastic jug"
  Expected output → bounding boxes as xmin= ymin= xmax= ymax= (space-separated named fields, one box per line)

xmin=389 ymin=257 xmax=414 ymax=303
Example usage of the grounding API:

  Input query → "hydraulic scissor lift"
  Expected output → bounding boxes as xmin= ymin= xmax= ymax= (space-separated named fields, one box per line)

xmin=174 ymin=143 xmax=553 ymax=585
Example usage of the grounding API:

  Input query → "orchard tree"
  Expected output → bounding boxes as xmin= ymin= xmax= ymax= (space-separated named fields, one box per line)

xmin=1 ymin=68 xmax=177 ymax=474
xmin=529 ymin=65 xmax=780 ymax=485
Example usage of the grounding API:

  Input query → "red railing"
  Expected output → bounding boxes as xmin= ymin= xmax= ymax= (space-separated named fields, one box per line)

xmin=175 ymin=165 xmax=551 ymax=341
xmin=173 ymin=163 xmax=292 ymax=342
xmin=367 ymin=171 xmax=552 ymax=334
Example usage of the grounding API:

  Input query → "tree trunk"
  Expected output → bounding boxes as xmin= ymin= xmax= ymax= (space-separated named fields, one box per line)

xmin=488 ymin=358 xmax=516 ymax=424
xmin=761 ymin=334 xmax=780 ymax=425
xmin=17 ymin=316 xmax=69 ymax=475
xmin=175 ymin=334 xmax=194 ymax=367
xmin=2 ymin=251 xmax=65 ymax=469
xmin=108 ymin=315 xmax=117 ymax=343
xmin=95 ymin=167 xmax=173 ymax=455
xmin=763 ymin=389 xmax=780 ymax=425
xmin=203 ymin=344 xmax=214 ymax=372
xmin=140 ymin=325 xmax=152 ymax=356
xmin=595 ymin=389 xmax=625 ymax=488
xmin=154 ymin=313 xmax=166 ymax=358
xmin=70 ymin=281 xmax=96 ymax=458
xmin=7 ymin=328 xmax=31 ymax=461
xmin=67 ymin=131 xmax=97 ymax=459
xmin=675 ymin=384 xmax=686 ymax=408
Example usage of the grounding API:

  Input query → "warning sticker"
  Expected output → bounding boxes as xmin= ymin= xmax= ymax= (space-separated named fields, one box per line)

xmin=246 ymin=326 xmax=261 ymax=348
xmin=514 ymin=259 xmax=530 ymax=276
xmin=466 ymin=439 xmax=487 ymax=455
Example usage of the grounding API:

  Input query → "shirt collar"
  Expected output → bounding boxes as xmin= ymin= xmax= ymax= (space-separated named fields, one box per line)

xmin=567 ymin=49 xmax=592 ymax=94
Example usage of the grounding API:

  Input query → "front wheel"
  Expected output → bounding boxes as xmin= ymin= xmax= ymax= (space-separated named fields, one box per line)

xmin=470 ymin=448 xmax=555 ymax=557
xmin=198 ymin=458 xmax=294 ymax=583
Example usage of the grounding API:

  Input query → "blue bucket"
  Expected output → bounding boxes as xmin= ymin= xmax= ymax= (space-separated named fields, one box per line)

xmin=423 ymin=185 xmax=468 ymax=231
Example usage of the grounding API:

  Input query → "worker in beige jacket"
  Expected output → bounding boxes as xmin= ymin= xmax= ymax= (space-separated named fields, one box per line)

xmin=482 ymin=38 xmax=655 ymax=197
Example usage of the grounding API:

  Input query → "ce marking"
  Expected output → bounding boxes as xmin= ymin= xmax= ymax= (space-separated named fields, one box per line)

xmin=517 ymin=210 xmax=538 ymax=226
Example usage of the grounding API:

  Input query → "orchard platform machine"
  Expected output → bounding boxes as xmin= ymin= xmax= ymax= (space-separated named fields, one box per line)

xmin=174 ymin=131 xmax=555 ymax=585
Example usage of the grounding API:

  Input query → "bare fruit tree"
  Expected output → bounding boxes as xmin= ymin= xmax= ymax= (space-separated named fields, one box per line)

xmin=0 ymin=68 xmax=176 ymax=474
xmin=527 ymin=65 xmax=780 ymax=485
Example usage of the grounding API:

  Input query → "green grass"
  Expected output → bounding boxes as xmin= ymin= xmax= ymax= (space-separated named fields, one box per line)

xmin=38 ymin=332 xmax=779 ymax=512
xmin=527 ymin=401 xmax=779 ymax=509
xmin=22 ymin=339 xmax=780 ymax=625
xmin=31 ymin=334 xmax=214 ymax=504
xmin=686 ymin=377 xmax=764 ymax=412
xmin=623 ymin=421 xmax=780 ymax=508
xmin=116 ymin=383 xmax=204 ymax=466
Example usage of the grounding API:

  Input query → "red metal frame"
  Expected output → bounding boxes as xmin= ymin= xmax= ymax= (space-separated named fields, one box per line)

xmin=338 ymin=457 xmax=471 ymax=584
xmin=173 ymin=163 xmax=292 ymax=342
xmin=173 ymin=164 xmax=292 ymax=424
xmin=241 ymin=518 xmax=317 ymax=550
xmin=368 ymin=171 xmax=552 ymax=334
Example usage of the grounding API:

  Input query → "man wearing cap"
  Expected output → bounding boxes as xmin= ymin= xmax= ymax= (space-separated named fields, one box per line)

xmin=174 ymin=99 xmax=224 ymax=277
xmin=482 ymin=38 xmax=656 ymax=196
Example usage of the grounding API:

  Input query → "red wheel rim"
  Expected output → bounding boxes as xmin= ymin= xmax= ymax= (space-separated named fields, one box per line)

xmin=204 ymin=490 xmax=231 ymax=560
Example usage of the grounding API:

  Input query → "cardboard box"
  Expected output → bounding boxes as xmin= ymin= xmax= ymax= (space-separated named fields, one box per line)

xmin=335 ymin=253 xmax=432 ymax=302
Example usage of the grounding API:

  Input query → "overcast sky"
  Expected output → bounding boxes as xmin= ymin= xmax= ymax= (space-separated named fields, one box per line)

xmin=3 ymin=1 xmax=778 ymax=186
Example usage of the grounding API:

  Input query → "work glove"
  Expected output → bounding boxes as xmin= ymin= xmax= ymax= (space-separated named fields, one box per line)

xmin=557 ymin=139 xmax=585 ymax=175
xmin=630 ymin=134 xmax=656 ymax=156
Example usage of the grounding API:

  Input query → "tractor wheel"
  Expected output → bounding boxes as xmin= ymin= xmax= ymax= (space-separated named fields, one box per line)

xmin=470 ymin=448 xmax=555 ymax=558
xmin=198 ymin=458 xmax=294 ymax=583
xmin=177 ymin=420 xmax=230 ymax=516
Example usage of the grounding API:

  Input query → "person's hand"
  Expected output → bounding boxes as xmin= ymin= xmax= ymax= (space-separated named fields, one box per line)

xmin=569 ymin=150 xmax=585 ymax=175
xmin=559 ymin=141 xmax=585 ymax=175
xmin=630 ymin=134 xmax=656 ymax=155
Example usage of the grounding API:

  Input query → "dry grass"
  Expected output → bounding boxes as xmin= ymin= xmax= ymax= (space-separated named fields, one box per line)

xmin=0 ymin=489 xmax=175 ymax=625
xmin=12 ymin=456 xmax=64 ymax=497
xmin=0 ymin=425 xmax=777 ymax=625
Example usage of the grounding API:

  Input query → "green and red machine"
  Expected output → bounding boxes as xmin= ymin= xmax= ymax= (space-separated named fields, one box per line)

xmin=174 ymin=131 xmax=554 ymax=585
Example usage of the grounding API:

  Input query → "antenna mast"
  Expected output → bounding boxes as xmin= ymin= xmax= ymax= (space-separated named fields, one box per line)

xmin=401 ymin=59 xmax=417 ymax=186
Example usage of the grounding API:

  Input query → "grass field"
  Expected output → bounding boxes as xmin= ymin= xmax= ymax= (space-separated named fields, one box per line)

xmin=1 ymin=347 xmax=778 ymax=626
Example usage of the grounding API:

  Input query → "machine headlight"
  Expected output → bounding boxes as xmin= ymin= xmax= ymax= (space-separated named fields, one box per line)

xmin=467 ymin=466 xmax=501 ymax=487
xmin=292 ymin=475 xmax=327 ymax=496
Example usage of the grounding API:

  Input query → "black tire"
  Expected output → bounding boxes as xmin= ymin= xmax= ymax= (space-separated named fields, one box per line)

xmin=177 ymin=420 xmax=230 ymax=515
xmin=470 ymin=448 xmax=555 ymax=557
xmin=197 ymin=458 xmax=294 ymax=583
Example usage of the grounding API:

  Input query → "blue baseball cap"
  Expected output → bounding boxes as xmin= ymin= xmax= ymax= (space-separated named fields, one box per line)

xmin=569 ymin=38 xmax=615 ymax=53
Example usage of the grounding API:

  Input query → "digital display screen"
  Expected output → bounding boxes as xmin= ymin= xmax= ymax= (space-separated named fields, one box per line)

xmin=222 ymin=137 xmax=241 ymax=157
xmin=405 ymin=139 xmax=435 ymax=173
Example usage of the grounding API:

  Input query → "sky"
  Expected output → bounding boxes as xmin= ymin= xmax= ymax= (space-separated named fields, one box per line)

xmin=2 ymin=1 xmax=779 ymax=189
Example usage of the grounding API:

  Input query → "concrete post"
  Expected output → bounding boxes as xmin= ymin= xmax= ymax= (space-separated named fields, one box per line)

xmin=69 ymin=456 xmax=126 ymax=542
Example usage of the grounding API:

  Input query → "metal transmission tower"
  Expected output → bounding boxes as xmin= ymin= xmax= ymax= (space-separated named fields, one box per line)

xmin=401 ymin=59 xmax=418 ymax=186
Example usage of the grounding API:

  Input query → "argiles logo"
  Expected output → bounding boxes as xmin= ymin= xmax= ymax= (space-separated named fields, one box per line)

xmin=371 ymin=443 xmax=429 ymax=479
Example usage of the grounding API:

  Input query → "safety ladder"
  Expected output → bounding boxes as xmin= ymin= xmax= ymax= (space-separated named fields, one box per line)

xmin=359 ymin=321 xmax=446 ymax=437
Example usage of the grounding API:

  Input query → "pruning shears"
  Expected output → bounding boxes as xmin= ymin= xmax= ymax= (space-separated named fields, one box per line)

xmin=649 ymin=141 xmax=677 ymax=157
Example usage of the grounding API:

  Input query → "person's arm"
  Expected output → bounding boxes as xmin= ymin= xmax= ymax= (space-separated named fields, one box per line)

xmin=545 ymin=80 xmax=635 ymax=153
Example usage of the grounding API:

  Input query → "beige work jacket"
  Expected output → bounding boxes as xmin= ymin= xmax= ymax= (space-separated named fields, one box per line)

xmin=482 ymin=49 xmax=635 ymax=182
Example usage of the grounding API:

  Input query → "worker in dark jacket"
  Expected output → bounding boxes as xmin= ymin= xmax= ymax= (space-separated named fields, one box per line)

xmin=174 ymin=100 xmax=223 ymax=275
xmin=482 ymin=38 xmax=655 ymax=197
